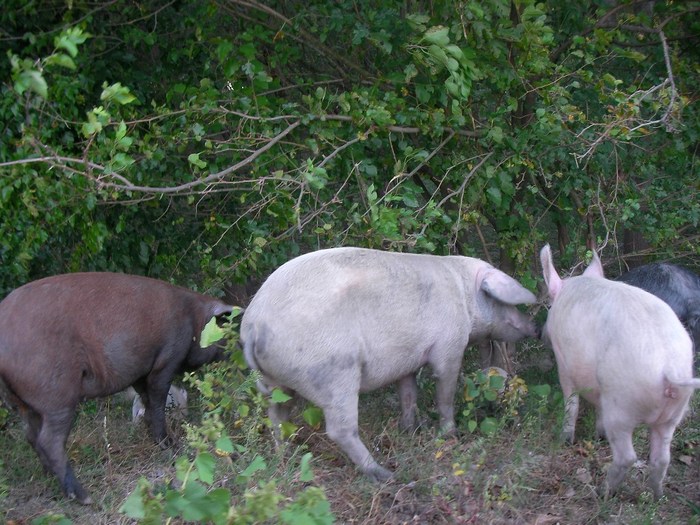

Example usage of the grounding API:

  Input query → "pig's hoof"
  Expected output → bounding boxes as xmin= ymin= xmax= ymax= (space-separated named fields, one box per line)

xmin=68 ymin=489 xmax=93 ymax=505
xmin=156 ymin=434 xmax=174 ymax=449
xmin=365 ymin=466 xmax=393 ymax=483
xmin=561 ymin=431 xmax=575 ymax=445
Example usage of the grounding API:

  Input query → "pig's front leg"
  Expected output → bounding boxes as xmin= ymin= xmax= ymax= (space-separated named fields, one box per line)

xmin=432 ymin=352 xmax=463 ymax=434
xmin=398 ymin=374 xmax=418 ymax=431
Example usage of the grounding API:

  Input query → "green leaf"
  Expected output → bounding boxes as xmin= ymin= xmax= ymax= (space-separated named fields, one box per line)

xmin=487 ymin=126 xmax=504 ymax=144
xmin=423 ymin=26 xmax=450 ymax=47
xmin=199 ymin=316 xmax=225 ymax=347
xmin=54 ymin=27 xmax=89 ymax=57
xmin=444 ymin=44 xmax=464 ymax=60
xmin=271 ymin=388 xmax=292 ymax=403
xmin=302 ymin=406 xmax=324 ymax=428
xmin=195 ymin=452 xmax=216 ymax=484
xmin=280 ymin=421 xmax=298 ymax=439
xmin=480 ymin=417 xmax=498 ymax=435
xmin=299 ymin=452 xmax=314 ymax=482
xmin=489 ymin=375 xmax=506 ymax=391
xmin=101 ymin=82 xmax=137 ymax=105
xmin=45 ymin=53 xmax=76 ymax=70
xmin=16 ymin=70 xmax=48 ymax=99
xmin=531 ymin=384 xmax=551 ymax=398
xmin=188 ymin=152 xmax=207 ymax=169
xmin=238 ymin=455 xmax=267 ymax=479
xmin=120 ymin=485 xmax=146 ymax=519
xmin=427 ymin=44 xmax=449 ymax=67
xmin=467 ymin=419 xmax=478 ymax=433
xmin=486 ymin=186 xmax=502 ymax=207
xmin=215 ymin=435 xmax=234 ymax=454
xmin=119 ymin=477 xmax=162 ymax=522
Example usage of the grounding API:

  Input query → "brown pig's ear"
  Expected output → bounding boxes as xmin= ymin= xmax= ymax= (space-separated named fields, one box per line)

xmin=210 ymin=303 xmax=235 ymax=317
xmin=206 ymin=303 xmax=236 ymax=326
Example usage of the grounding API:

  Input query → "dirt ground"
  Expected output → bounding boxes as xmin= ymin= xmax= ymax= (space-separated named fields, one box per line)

xmin=2 ymin=358 xmax=700 ymax=524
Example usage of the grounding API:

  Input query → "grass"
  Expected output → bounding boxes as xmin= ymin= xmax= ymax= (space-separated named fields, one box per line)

xmin=2 ymin=342 xmax=700 ymax=524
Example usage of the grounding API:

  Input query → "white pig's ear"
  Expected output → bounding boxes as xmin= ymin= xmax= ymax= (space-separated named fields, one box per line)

xmin=480 ymin=268 xmax=537 ymax=305
xmin=540 ymin=244 xmax=563 ymax=301
xmin=582 ymin=249 xmax=605 ymax=279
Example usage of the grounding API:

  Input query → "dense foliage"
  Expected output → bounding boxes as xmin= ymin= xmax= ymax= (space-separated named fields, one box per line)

xmin=1 ymin=0 xmax=698 ymax=297
xmin=1 ymin=2 xmax=700 ymax=521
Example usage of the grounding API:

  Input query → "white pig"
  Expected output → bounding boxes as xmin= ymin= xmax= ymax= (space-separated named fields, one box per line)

xmin=540 ymin=244 xmax=700 ymax=498
xmin=241 ymin=247 xmax=538 ymax=481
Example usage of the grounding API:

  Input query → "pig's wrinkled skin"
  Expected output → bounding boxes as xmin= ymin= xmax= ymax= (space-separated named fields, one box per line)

xmin=241 ymin=247 xmax=538 ymax=482
xmin=618 ymin=262 xmax=700 ymax=355
xmin=540 ymin=245 xmax=700 ymax=499
xmin=0 ymin=273 xmax=232 ymax=504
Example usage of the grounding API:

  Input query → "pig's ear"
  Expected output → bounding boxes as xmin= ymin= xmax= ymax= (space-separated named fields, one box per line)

xmin=582 ymin=250 xmax=605 ymax=279
xmin=540 ymin=244 xmax=562 ymax=301
xmin=480 ymin=268 xmax=537 ymax=305
xmin=210 ymin=303 xmax=235 ymax=320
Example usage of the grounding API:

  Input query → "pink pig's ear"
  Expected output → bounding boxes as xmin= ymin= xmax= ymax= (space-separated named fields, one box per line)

xmin=582 ymin=250 xmax=605 ymax=279
xmin=540 ymin=244 xmax=562 ymax=301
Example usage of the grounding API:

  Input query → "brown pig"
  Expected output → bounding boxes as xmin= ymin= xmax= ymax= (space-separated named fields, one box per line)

xmin=0 ymin=272 xmax=232 ymax=504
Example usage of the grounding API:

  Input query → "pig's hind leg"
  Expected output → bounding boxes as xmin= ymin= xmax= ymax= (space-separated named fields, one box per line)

xmin=143 ymin=366 xmax=182 ymax=447
xmin=647 ymin=423 xmax=674 ymax=499
xmin=267 ymin=386 xmax=297 ymax=444
xmin=601 ymin=417 xmax=637 ymax=499
xmin=398 ymin=374 xmax=418 ymax=431
xmin=323 ymin=394 xmax=392 ymax=482
xmin=132 ymin=378 xmax=170 ymax=446
xmin=34 ymin=406 xmax=92 ymax=504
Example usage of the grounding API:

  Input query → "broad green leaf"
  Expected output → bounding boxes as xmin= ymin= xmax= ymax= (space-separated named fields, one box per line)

xmin=302 ymin=406 xmax=324 ymax=428
xmin=427 ymin=44 xmax=449 ymax=67
xmin=101 ymin=82 xmax=137 ymax=105
xmin=16 ymin=70 xmax=48 ymax=99
xmin=531 ymin=384 xmax=552 ymax=398
xmin=280 ymin=421 xmax=298 ymax=439
xmin=423 ymin=26 xmax=450 ymax=47
xmin=486 ymin=186 xmax=502 ymax=207
xmin=238 ymin=455 xmax=267 ymax=479
xmin=271 ymin=388 xmax=292 ymax=403
xmin=199 ymin=316 xmax=225 ymax=347
xmin=45 ymin=53 xmax=76 ymax=70
xmin=444 ymin=44 xmax=464 ymax=60
xmin=215 ymin=435 xmax=234 ymax=454
xmin=484 ymin=389 xmax=498 ymax=402
xmin=187 ymin=152 xmax=207 ymax=169
xmin=489 ymin=375 xmax=506 ymax=390
xmin=195 ymin=452 xmax=216 ymax=484
xmin=119 ymin=483 xmax=147 ymax=519
xmin=480 ymin=417 xmax=498 ymax=435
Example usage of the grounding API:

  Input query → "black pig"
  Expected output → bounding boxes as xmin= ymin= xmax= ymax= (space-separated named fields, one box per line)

xmin=617 ymin=262 xmax=700 ymax=353
xmin=0 ymin=272 xmax=232 ymax=504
